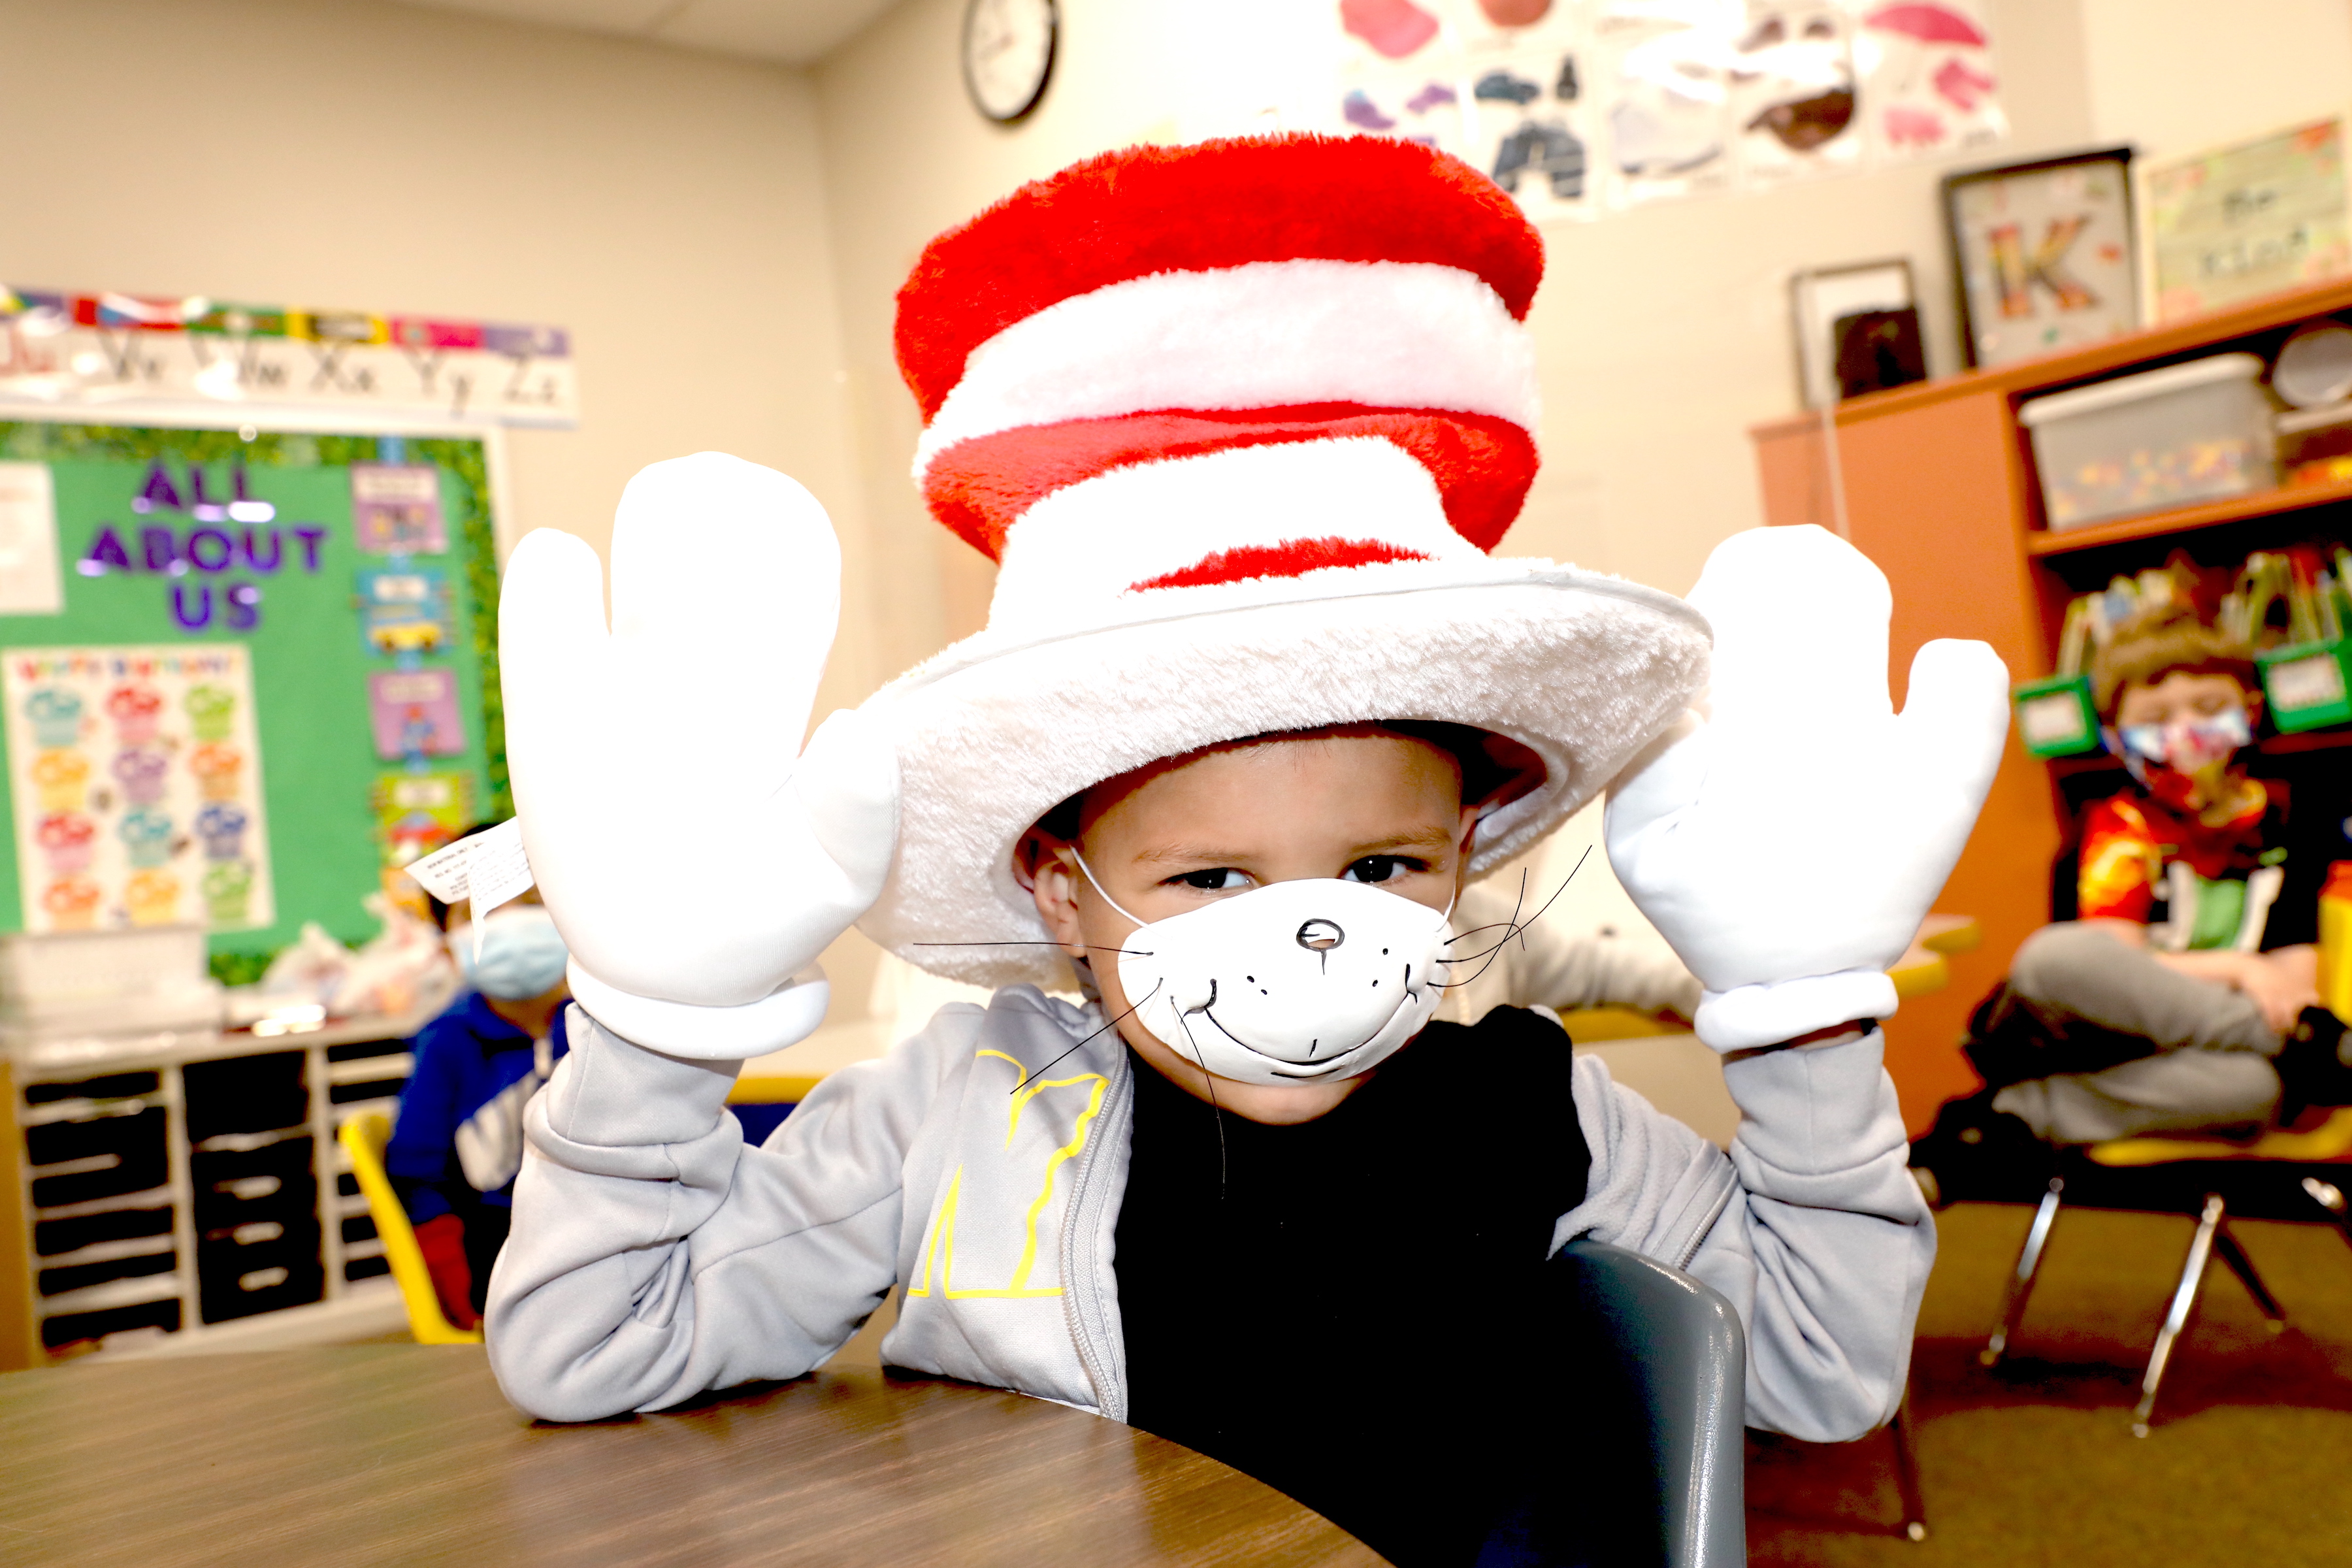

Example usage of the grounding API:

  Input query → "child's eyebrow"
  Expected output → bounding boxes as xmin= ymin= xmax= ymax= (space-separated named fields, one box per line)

xmin=1128 ymin=843 xmax=1256 ymax=868
xmin=1126 ymin=826 xmax=1458 ymax=868
xmin=1346 ymin=826 xmax=1458 ymax=855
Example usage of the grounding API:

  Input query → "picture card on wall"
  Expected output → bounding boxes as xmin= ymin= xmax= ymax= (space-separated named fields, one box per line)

xmin=371 ymin=768 xmax=472 ymax=869
xmin=367 ymin=667 xmax=465 ymax=759
xmin=350 ymin=464 xmax=447 ymax=555
xmin=357 ymin=566 xmax=453 ymax=656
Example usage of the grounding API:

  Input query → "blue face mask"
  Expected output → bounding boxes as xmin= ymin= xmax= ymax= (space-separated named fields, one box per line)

xmin=451 ymin=905 xmax=570 ymax=1001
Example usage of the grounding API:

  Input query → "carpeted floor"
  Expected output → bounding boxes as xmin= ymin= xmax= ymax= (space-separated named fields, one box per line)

xmin=1746 ymin=1200 xmax=2352 ymax=1566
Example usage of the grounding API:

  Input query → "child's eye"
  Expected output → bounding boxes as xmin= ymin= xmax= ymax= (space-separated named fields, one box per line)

xmin=1169 ymin=867 xmax=1253 ymax=892
xmin=1342 ymin=855 xmax=1424 ymax=884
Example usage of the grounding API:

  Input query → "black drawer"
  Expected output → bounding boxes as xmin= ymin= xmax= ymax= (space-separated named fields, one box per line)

xmin=39 ymin=1247 xmax=177 ymax=1300
xmin=27 ymin=1107 xmax=170 ymax=1209
xmin=24 ymin=1070 xmax=159 ymax=1105
xmin=196 ymin=1233 xmax=323 ymax=1324
xmin=42 ymin=1296 xmax=179 ymax=1352
xmin=35 ymin=1205 xmax=173 ymax=1258
xmin=190 ymin=1138 xmax=318 ymax=1231
xmin=184 ymin=1049 xmax=308 ymax=1142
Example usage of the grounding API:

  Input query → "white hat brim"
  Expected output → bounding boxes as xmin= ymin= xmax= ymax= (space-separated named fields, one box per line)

xmin=855 ymin=556 xmax=1710 ymax=987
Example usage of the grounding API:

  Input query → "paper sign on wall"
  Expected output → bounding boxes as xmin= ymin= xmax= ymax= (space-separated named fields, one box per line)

xmin=0 ymin=463 xmax=62 ymax=616
xmin=1 ymin=644 xmax=275 ymax=932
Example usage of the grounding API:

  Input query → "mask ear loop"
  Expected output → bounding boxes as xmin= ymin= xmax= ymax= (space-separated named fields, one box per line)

xmin=1068 ymin=848 xmax=1151 ymax=928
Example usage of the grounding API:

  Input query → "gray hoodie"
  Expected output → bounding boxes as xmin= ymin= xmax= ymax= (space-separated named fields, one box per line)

xmin=487 ymin=985 xmax=1932 ymax=1442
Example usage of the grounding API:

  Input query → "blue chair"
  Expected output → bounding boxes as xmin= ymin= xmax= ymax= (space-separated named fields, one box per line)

xmin=1539 ymin=1240 xmax=1750 ymax=1568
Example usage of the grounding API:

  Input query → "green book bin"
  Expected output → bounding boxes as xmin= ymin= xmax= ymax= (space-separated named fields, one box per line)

xmin=2014 ymin=673 xmax=2102 ymax=759
xmin=2257 ymin=640 xmax=2352 ymax=733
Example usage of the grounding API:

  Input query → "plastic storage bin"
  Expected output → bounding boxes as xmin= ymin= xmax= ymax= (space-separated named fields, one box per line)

xmin=2020 ymin=353 xmax=2275 ymax=529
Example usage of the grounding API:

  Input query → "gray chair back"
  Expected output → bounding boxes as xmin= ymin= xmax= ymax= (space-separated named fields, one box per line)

xmin=1555 ymin=1239 xmax=1746 ymax=1568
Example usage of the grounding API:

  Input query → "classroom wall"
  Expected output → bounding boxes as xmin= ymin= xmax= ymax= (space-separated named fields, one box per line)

xmin=2082 ymin=0 xmax=2352 ymax=160
xmin=0 ymin=0 xmax=883 ymax=712
xmin=809 ymin=0 xmax=2097 ymax=666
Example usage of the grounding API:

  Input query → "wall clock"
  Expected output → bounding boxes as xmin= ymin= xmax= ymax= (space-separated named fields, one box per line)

xmin=962 ymin=0 xmax=1057 ymax=124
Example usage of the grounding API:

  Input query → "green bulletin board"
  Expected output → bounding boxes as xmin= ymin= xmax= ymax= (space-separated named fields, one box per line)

xmin=0 ymin=421 xmax=505 ymax=971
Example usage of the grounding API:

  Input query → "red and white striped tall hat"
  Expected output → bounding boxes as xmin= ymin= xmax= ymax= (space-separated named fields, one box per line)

xmin=857 ymin=135 xmax=1710 ymax=985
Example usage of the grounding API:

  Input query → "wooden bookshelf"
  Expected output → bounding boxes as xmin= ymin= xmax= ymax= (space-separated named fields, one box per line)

xmin=2023 ymin=478 xmax=2352 ymax=557
xmin=1750 ymin=272 xmax=2352 ymax=1132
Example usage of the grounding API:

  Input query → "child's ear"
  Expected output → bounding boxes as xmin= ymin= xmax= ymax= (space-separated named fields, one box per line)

xmin=1021 ymin=831 xmax=1088 ymax=956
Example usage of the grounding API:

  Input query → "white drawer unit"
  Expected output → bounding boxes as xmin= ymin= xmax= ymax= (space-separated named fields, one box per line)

xmin=1 ymin=983 xmax=451 ymax=1366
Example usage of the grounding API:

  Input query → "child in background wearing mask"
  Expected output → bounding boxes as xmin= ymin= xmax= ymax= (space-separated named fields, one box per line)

xmin=387 ymin=821 xmax=572 ymax=1329
xmin=1916 ymin=604 xmax=2352 ymax=1196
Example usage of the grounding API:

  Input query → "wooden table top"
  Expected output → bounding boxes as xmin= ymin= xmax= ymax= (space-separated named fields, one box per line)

xmin=0 ymin=1346 xmax=1384 ymax=1567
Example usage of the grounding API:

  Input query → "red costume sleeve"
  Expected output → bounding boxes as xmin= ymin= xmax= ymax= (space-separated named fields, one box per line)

xmin=2077 ymin=796 xmax=2160 ymax=923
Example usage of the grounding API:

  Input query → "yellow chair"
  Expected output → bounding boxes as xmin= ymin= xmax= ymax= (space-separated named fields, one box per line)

xmin=339 ymin=1111 xmax=483 ymax=1345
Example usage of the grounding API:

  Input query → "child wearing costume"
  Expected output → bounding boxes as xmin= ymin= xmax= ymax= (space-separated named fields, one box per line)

xmin=387 ymin=825 xmax=574 ymax=1328
xmin=1914 ymin=602 xmax=2352 ymax=1192
xmin=484 ymin=138 xmax=2007 ymax=1562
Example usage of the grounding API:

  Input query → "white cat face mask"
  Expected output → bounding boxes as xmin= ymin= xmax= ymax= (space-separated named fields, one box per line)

xmin=1074 ymin=855 xmax=1455 ymax=1086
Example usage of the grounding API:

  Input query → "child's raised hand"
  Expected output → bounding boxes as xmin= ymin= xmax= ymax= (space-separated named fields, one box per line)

xmin=1603 ymin=525 xmax=2008 ymax=1052
xmin=498 ymin=455 xmax=899 ymax=1058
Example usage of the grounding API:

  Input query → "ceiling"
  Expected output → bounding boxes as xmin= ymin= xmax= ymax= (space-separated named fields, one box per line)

xmin=389 ymin=0 xmax=906 ymax=66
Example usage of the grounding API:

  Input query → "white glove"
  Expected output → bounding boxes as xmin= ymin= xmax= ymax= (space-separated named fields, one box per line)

xmin=1603 ymin=525 xmax=2008 ymax=1052
xmin=500 ymin=454 xmax=898 ymax=1059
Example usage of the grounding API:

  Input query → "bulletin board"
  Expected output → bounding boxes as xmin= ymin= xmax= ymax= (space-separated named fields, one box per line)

xmin=0 ymin=420 xmax=504 ymax=970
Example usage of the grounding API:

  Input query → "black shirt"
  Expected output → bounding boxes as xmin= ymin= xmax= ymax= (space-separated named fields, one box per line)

xmin=1115 ymin=1006 xmax=1592 ymax=1565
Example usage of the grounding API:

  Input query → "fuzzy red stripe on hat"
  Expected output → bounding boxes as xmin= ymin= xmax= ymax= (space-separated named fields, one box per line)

xmin=894 ymin=135 xmax=1546 ymax=591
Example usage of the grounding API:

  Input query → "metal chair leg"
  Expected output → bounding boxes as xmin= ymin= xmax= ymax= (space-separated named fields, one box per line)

xmin=2132 ymin=1193 xmax=2225 ymax=1438
xmin=2304 ymin=1177 xmax=2352 ymax=1252
xmin=2210 ymin=1220 xmax=2287 ymax=1334
xmin=1889 ymin=1384 xmax=1927 ymax=1543
xmin=1982 ymin=1177 xmax=2063 ymax=1367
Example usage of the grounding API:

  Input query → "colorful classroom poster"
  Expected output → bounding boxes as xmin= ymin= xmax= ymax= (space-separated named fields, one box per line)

xmin=1 ymin=643 xmax=274 ymax=932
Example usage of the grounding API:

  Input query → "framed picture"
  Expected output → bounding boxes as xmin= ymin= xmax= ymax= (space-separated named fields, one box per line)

xmin=2140 ymin=113 xmax=2352 ymax=326
xmin=1789 ymin=259 xmax=1923 ymax=408
xmin=1945 ymin=147 xmax=2137 ymax=370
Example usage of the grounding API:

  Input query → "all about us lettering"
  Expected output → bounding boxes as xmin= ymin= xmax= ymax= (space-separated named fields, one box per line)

xmin=76 ymin=460 xmax=331 ymax=634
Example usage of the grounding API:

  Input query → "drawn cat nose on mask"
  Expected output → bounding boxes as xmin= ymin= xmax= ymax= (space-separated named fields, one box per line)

xmin=1297 ymin=919 xmax=1343 ymax=952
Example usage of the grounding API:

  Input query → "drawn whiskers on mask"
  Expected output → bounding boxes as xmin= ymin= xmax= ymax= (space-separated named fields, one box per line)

xmin=1012 ymin=978 xmax=1162 ymax=1093
xmin=1433 ymin=844 xmax=1591 ymax=992
xmin=1171 ymin=1004 xmax=1229 ymax=1194
xmin=907 ymin=941 xmax=1160 ymax=1094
